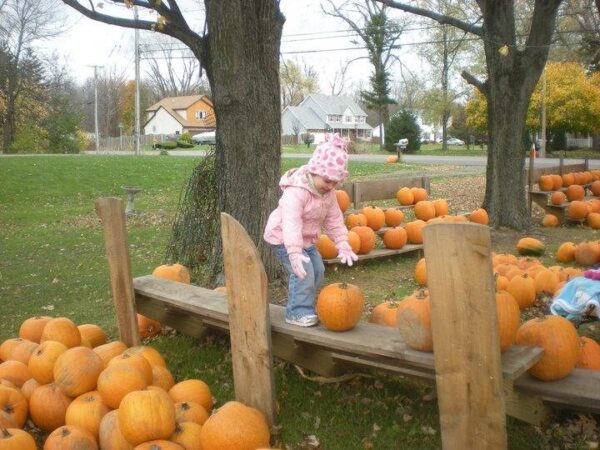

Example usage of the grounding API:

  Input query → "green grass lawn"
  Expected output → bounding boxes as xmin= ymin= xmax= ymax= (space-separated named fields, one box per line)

xmin=0 ymin=155 xmax=594 ymax=449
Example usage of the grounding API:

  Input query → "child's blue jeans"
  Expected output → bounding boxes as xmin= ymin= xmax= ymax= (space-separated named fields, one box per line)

xmin=272 ymin=244 xmax=325 ymax=320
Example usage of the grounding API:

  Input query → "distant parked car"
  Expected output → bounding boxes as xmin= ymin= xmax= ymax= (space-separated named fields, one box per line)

xmin=445 ymin=137 xmax=465 ymax=145
xmin=192 ymin=130 xmax=216 ymax=145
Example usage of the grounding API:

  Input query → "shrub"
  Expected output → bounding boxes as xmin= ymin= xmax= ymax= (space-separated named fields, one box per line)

xmin=177 ymin=140 xmax=194 ymax=149
xmin=385 ymin=110 xmax=421 ymax=154
xmin=301 ymin=133 xmax=314 ymax=148
xmin=154 ymin=140 xmax=178 ymax=150
xmin=179 ymin=132 xmax=192 ymax=144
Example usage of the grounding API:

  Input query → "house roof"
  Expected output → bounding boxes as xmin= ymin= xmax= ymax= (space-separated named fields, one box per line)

xmin=144 ymin=94 xmax=215 ymax=129
xmin=285 ymin=106 xmax=324 ymax=129
xmin=304 ymin=93 xmax=367 ymax=116
xmin=146 ymin=94 xmax=212 ymax=112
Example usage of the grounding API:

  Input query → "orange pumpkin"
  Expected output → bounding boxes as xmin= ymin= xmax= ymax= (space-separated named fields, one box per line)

xmin=469 ymin=208 xmax=489 ymax=225
xmin=170 ymin=422 xmax=203 ymax=450
xmin=316 ymin=282 xmax=365 ymax=331
xmin=556 ymin=242 xmax=576 ymax=263
xmin=576 ymin=337 xmax=600 ymax=370
xmin=396 ymin=289 xmax=432 ymax=352
xmin=98 ymin=410 xmax=134 ymax=450
xmin=586 ymin=212 xmax=600 ymax=229
xmin=97 ymin=363 xmax=148 ymax=409
xmin=28 ymin=340 xmax=68 ymax=384
xmin=347 ymin=230 xmax=361 ymax=254
xmin=118 ymin=388 xmax=177 ymax=446
xmin=152 ymin=263 xmax=191 ymax=284
xmin=432 ymin=198 xmax=449 ymax=217
xmin=382 ymin=227 xmax=407 ymax=250
xmin=495 ymin=291 xmax=521 ymax=353
xmin=590 ymin=180 xmax=600 ymax=196
xmin=0 ymin=385 xmax=28 ymax=428
xmin=537 ymin=175 xmax=554 ymax=191
xmin=43 ymin=426 xmax=98 ymax=450
xmin=65 ymin=391 xmax=111 ymax=439
xmin=53 ymin=346 xmax=104 ymax=397
xmin=350 ymin=226 xmax=376 ymax=254
xmin=137 ymin=314 xmax=162 ymax=340
xmin=411 ymin=187 xmax=428 ymax=202
xmin=516 ymin=237 xmax=545 ymax=255
xmin=28 ymin=383 xmax=72 ymax=431
xmin=404 ymin=220 xmax=426 ymax=244
xmin=135 ymin=440 xmax=184 ymax=449
xmin=18 ymin=316 xmax=52 ymax=343
xmin=93 ymin=341 xmax=128 ymax=367
xmin=384 ymin=208 xmax=404 ymax=227
xmin=40 ymin=317 xmax=82 ymax=348
xmin=199 ymin=401 xmax=270 ymax=450
xmin=316 ymin=234 xmax=338 ymax=259
xmin=151 ymin=365 xmax=175 ymax=391
xmin=562 ymin=172 xmax=575 ymax=187
xmin=77 ymin=324 xmax=107 ymax=348
xmin=566 ymin=184 xmax=585 ymax=201
xmin=413 ymin=201 xmax=436 ymax=221
xmin=568 ymin=200 xmax=588 ymax=220
xmin=368 ymin=301 xmax=400 ymax=327
xmin=515 ymin=316 xmax=581 ymax=381
xmin=386 ymin=154 xmax=399 ymax=163
xmin=6 ymin=339 xmax=38 ymax=365
xmin=542 ymin=214 xmax=559 ymax=227
xmin=0 ymin=360 xmax=31 ymax=387
xmin=414 ymin=258 xmax=427 ymax=285
xmin=534 ymin=269 xmax=559 ymax=296
xmin=0 ymin=428 xmax=36 ymax=450
xmin=108 ymin=353 xmax=153 ymax=384
xmin=20 ymin=378 xmax=39 ymax=400
xmin=361 ymin=206 xmax=386 ymax=231
xmin=574 ymin=242 xmax=599 ymax=266
xmin=550 ymin=191 xmax=566 ymax=205
xmin=175 ymin=401 xmax=210 ymax=425
xmin=396 ymin=187 xmax=414 ymax=205
xmin=345 ymin=213 xmax=367 ymax=229
xmin=122 ymin=345 xmax=166 ymax=368
xmin=169 ymin=379 xmax=214 ymax=413
xmin=506 ymin=273 xmax=536 ymax=310
xmin=335 ymin=189 xmax=351 ymax=213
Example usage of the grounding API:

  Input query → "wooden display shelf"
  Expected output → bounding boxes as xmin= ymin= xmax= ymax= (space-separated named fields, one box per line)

xmin=322 ymin=244 xmax=423 ymax=265
xmin=528 ymin=190 xmax=594 ymax=223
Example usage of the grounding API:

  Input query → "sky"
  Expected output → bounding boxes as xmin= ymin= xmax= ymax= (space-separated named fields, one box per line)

xmin=45 ymin=0 xmax=429 ymax=94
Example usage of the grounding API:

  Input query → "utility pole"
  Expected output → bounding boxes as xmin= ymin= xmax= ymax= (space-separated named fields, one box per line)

xmin=89 ymin=65 xmax=104 ymax=153
xmin=540 ymin=67 xmax=547 ymax=158
xmin=134 ymin=6 xmax=141 ymax=155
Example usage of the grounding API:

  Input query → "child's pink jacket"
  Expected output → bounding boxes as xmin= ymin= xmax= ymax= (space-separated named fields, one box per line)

xmin=263 ymin=167 xmax=348 ymax=254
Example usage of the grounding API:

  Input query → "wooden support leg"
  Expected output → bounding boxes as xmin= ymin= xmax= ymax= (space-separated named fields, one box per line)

xmin=271 ymin=333 xmax=342 ymax=378
xmin=221 ymin=213 xmax=276 ymax=426
xmin=95 ymin=197 xmax=141 ymax=347
xmin=423 ymin=223 xmax=507 ymax=450
xmin=503 ymin=381 xmax=552 ymax=427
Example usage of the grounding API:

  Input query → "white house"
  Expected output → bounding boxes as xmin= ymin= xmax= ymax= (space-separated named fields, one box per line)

xmin=281 ymin=93 xmax=373 ymax=142
xmin=143 ymin=95 xmax=215 ymax=136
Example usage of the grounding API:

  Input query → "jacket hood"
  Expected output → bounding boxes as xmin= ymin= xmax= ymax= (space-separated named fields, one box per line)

xmin=279 ymin=165 xmax=313 ymax=191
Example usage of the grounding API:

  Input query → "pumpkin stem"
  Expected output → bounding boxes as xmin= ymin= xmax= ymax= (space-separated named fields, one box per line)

xmin=60 ymin=427 xmax=71 ymax=437
xmin=1 ymin=429 xmax=11 ymax=439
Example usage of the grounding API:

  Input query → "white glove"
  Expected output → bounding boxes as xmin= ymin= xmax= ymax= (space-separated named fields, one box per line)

xmin=289 ymin=252 xmax=310 ymax=279
xmin=337 ymin=241 xmax=358 ymax=267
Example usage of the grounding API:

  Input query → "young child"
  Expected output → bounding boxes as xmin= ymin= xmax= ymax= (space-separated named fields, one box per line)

xmin=264 ymin=133 xmax=358 ymax=327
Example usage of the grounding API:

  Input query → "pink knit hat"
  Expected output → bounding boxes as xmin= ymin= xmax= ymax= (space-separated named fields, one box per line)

xmin=307 ymin=133 xmax=349 ymax=182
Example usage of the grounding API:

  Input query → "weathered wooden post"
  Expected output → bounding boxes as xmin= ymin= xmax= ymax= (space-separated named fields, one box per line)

xmin=220 ymin=213 xmax=275 ymax=426
xmin=528 ymin=147 xmax=535 ymax=214
xmin=95 ymin=197 xmax=140 ymax=347
xmin=423 ymin=223 xmax=507 ymax=450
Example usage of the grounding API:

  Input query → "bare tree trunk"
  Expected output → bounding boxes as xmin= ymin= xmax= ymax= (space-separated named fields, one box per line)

xmin=203 ymin=0 xmax=284 ymax=279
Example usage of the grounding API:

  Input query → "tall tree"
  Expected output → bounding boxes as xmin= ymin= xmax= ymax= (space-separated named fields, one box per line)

xmin=280 ymin=59 xmax=319 ymax=108
xmin=0 ymin=0 xmax=67 ymax=151
xmin=323 ymin=0 xmax=404 ymax=149
xmin=119 ymin=80 xmax=152 ymax=135
xmin=142 ymin=34 xmax=210 ymax=99
xmin=62 ymin=0 xmax=284 ymax=279
xmin=377 ymin=0 xmax=563 ymax=229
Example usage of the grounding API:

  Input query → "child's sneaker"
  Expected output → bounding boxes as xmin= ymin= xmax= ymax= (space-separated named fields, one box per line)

xmin=285 ymin=315 xmax=319 ymax=327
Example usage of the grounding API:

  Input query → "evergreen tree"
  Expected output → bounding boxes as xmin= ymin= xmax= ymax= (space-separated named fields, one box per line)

xmin=385 ymin=110 xmax=421 ymax=153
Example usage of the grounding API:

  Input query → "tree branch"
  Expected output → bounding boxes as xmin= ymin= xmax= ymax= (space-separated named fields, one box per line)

xmin=461 ymin=70 xmax=487 ymax=95
xmin=374 ymin=0 xmax=483 ymax=36
xmin=61 ymin=0 xmax=205 ymax=57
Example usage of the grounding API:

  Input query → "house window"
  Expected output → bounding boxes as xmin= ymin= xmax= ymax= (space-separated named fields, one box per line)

xmin=344 ymin=116 xmax=353 ymax=123
xmin=328 ymin=115 xmax=341 ymax=123
xmin=195 ymin=111 xmax=206 ymax=120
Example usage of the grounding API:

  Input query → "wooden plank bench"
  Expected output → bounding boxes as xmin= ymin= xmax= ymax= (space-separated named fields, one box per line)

xmin=322 ymin=244 xmax=423 ymax=265
xmin=339 ymin=174 xmax=430 ymax=213
xmin=528 ymin=190 xmax=596 ymax=222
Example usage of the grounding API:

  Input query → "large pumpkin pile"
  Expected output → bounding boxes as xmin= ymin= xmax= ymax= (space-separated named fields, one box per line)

xmin=537 ymin=172 xmax=600 ymax=226
xmin=319 ymin=191 xmax=491 ymax=260
xmin=368 ymin=243 xmax=600 ymax=382
xmin=0 ymin=315 xmax=271 ymax=449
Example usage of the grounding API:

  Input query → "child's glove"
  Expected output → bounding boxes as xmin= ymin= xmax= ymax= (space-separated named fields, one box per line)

xmin=289 ymin=252 xmax=309 ymax=279
xmin=337 ymin=241 xmax=358 ymax=267
xmin=584 ymin=268 xmax=600 ymax=281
